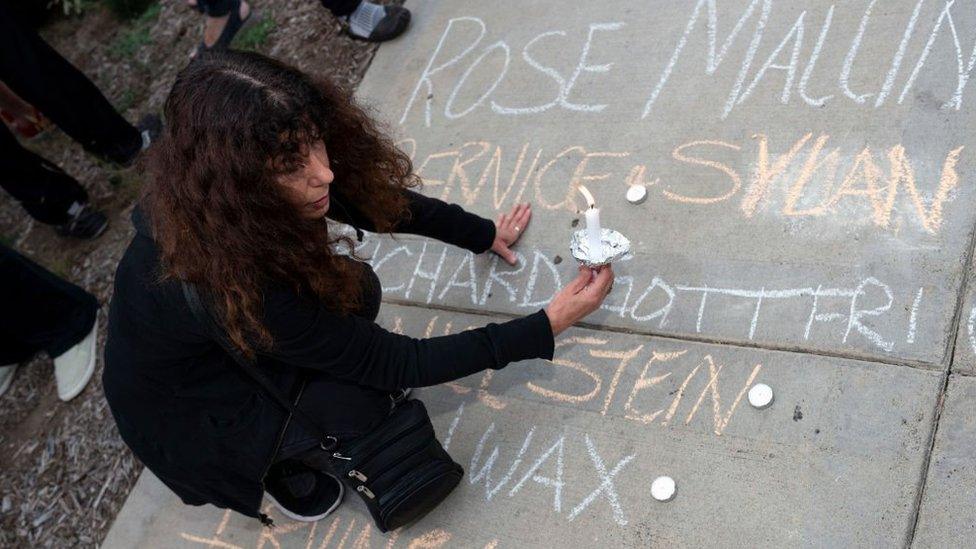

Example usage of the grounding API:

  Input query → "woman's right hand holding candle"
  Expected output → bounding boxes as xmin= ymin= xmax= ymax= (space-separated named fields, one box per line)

xmin=545 ymin=265 xmax=615 ymax=336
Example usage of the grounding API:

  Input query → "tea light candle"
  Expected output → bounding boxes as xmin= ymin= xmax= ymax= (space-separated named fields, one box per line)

xmin=578 ymin=185 xmax=603 ymax=262
xmin=748 ymin=383 xmax=774 ymax=409
xmin=626 ymin=184 xmax=647 ymax=204
xmin=651 ymin=476 xmax=676 ymax=502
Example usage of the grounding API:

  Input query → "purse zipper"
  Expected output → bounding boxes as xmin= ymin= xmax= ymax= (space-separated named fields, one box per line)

xmin=379 ymin=461 xmax=455 ymax=510
xmin=359 ymin=437 xmax=431 ymax=488
xmin=335 ymin=418 xmax=426 ymax=474
xmin=342 ymin=420 xmax=427 ymax=484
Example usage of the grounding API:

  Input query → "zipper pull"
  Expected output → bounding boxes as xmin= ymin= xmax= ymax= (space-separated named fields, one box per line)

xmin=348 ymin=470 xmax=368 ymax=482
xmin=357 ymin=485 xmax=376 ymax=499
xmin=332 ymin=452 xmax=352 ymax=461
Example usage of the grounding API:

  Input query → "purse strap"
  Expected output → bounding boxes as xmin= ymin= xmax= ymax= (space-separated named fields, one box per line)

xmin=180 ymin=281 xmax=339 ymax=451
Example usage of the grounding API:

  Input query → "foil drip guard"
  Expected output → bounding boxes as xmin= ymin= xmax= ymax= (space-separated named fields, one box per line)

xmin=570 ymin=228 xmax=631 ymax=267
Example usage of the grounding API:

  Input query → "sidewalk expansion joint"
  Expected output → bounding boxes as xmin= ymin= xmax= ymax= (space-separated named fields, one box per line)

xmin=902 ymin=210 xmax=976 ymax=547
xmin=380 ymin=297 xmax=945 ymax=374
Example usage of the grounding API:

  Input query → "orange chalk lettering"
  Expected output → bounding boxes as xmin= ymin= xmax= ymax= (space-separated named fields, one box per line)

xmin=665 ymin=140 xmax=742 ymax=204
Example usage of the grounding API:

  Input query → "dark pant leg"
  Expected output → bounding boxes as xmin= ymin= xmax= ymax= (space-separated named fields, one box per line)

xmin=0 ymin=3 xmax=140 ymax=164
xmin=193 ymin=0 xmax=235 ymax=16
xmin=197 ymin=0 xmax=358 ymax=18
xmin=0 ymin=329 xmax=37 ymax=366
xmin=319 ymin=0 xmax=363 ymax=17
xmin=0 ymin=123 xmax=87 ymax=225
xmin=0 ymin=244 xmax=98 ymax=363
xmin=276 ymin=375 xmax=392 ymax=461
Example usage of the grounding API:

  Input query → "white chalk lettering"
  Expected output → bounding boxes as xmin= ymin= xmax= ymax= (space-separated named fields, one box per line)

xmin=405 ymin=241 xmax=448 ymax=303
xmin=508 ymin=434 xmax=566 ymax=513
xmin=491 ymin=31 xmax=567 ymax=115
xmin=469 ymin=423 xmax=537 ymax=501
xmin=445 ymin=41 xmax=511 ymax=120
xmin=438 ymin=251 xmax=479 ymax=304
xmin=839 ymin=0 xmax=878 ymax=104
xmin=566 ymin=435 xmax=634 ymax=526
xmin=400 ymin=17 xmax=487 ymax=127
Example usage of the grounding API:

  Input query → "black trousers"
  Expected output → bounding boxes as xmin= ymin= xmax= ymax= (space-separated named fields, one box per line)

xmin=0 ymin=244 xmax=98 ymax=364
xmin=276 ymin=375 xmax=393 ymax=460
xmin=0 ymin=3 xmax=141 ymax=225
xmin=195 ymin=0 xmax=362 ymax=18
xmin=0 ymin=125 xmax=89 ymax=225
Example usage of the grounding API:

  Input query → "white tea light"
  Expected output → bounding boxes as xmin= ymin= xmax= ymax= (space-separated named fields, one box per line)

xmin=626 ymin=184 xmax=647 ymax=204
xmin=651 ymin=476 xmax=676 ymax=502
xmin=748 ymin=383 xmax=774 ymax=409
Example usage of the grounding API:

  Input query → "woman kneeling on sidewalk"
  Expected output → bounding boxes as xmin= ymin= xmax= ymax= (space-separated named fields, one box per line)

xmin=103 ymin=51 xmax=612 ymax=526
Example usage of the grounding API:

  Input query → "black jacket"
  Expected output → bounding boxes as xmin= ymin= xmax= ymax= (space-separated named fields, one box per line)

xmin=103 ymin=190 xmax=554 ymax=520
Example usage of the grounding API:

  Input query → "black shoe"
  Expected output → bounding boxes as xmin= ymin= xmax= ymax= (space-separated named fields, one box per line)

xmin=265 ymin=462 xmax=344 ymax=522
xmin=57 ymin=203 xmax=108 ymax=239
xmin=116 ymin=114 xmax=163 ymax=168
xmin=137 ymin=113 xmax=163 ymax=149
xmin=118 ymin=114 xmax=163 ymax=168
xmin=346 ymin=5 xmax=410 ymax=42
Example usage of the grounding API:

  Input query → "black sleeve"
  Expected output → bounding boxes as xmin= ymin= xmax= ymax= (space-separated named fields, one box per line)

xmin=329 ymin=189 xmax=496 ymax=254
xmin=261 ymin=287 xmax=553 ymax=390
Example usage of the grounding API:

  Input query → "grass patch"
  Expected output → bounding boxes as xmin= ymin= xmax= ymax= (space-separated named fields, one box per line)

xmin=115 ymin=87 xmax=137 ymax=113
xmin=109 ymin=170 xmax=144 ymax=203
xmin=233 ymin=18 xmax=276 ymax=51
xmin=111 ymin=28 xmax=150 ymax=59
xmin=132 ymin=1 xmax=160 ymax=24
xmin=108 ymin=2 xmax=160 ymax=59
xmin=48 ymin=255 xmax=72 ymax=280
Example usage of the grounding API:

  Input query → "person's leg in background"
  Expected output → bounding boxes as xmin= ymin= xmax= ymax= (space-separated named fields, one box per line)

xmin=0 ymin=81 xmax=48 ymax=139
xmin=0 ymin=3 xmax=158 ymax=167
xmin=0 ymin=122 xmax=107 ymax=238
xmin=188 ymin=0 xmax=253 ymax=55
xmin=186 ymin=0 xmax=407 ymax=54
xmin=320 ymin=0 xmax=410 ymax=42
xmin=0 ymin=244 xmax=100 ymax=401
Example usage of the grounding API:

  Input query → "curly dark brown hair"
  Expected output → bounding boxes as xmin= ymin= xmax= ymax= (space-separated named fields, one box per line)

xmin=144 ymin=50 xmax=416 ymax=355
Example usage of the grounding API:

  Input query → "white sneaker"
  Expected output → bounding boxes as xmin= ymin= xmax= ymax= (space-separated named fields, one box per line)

xmin=266 ymin=469 xmax=344 ymax=523
xmin=53 ymin=314 xmax=98 ymax=402
xmin=0 ymin=364 xmax=17 ymax=397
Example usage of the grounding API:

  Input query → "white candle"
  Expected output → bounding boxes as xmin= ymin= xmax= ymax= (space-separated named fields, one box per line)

xmin=578 ymin=185 xmax=603 ymax=262
xmin=584 ymin=207 xmax=603 ymax=261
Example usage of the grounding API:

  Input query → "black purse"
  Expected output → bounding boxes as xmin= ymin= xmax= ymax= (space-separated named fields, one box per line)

xmin=181 ymin=282 xmax=464 ymax=532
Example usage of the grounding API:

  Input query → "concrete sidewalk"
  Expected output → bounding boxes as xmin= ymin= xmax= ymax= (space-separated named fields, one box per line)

xmin=102 ymin=307 xmax=942 ymax=548
xmin=104 ymin=1 xmax=976 ymax=546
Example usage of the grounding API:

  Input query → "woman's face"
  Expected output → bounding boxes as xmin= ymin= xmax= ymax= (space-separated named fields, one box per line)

xmin=278 ymin=141 xmax=334 ymax=219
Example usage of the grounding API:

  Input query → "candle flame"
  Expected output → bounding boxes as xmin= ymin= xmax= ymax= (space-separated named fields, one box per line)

xmin=577 ymin=185 xmax=596 ymax=209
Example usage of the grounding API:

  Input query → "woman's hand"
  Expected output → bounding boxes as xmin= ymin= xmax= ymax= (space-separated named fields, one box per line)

xmin=491 ymin=203 xmax=532 ymax=265
xmin=545 ymin=265 xmax=614 ymax=336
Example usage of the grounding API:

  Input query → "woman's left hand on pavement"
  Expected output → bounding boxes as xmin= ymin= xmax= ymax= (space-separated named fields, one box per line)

xmin=491 ymin=202 xmax=532 ymax=266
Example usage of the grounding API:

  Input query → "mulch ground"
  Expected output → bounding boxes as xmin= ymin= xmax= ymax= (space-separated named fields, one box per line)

xmin=0 ymin=1 xmax=390 ymax=545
